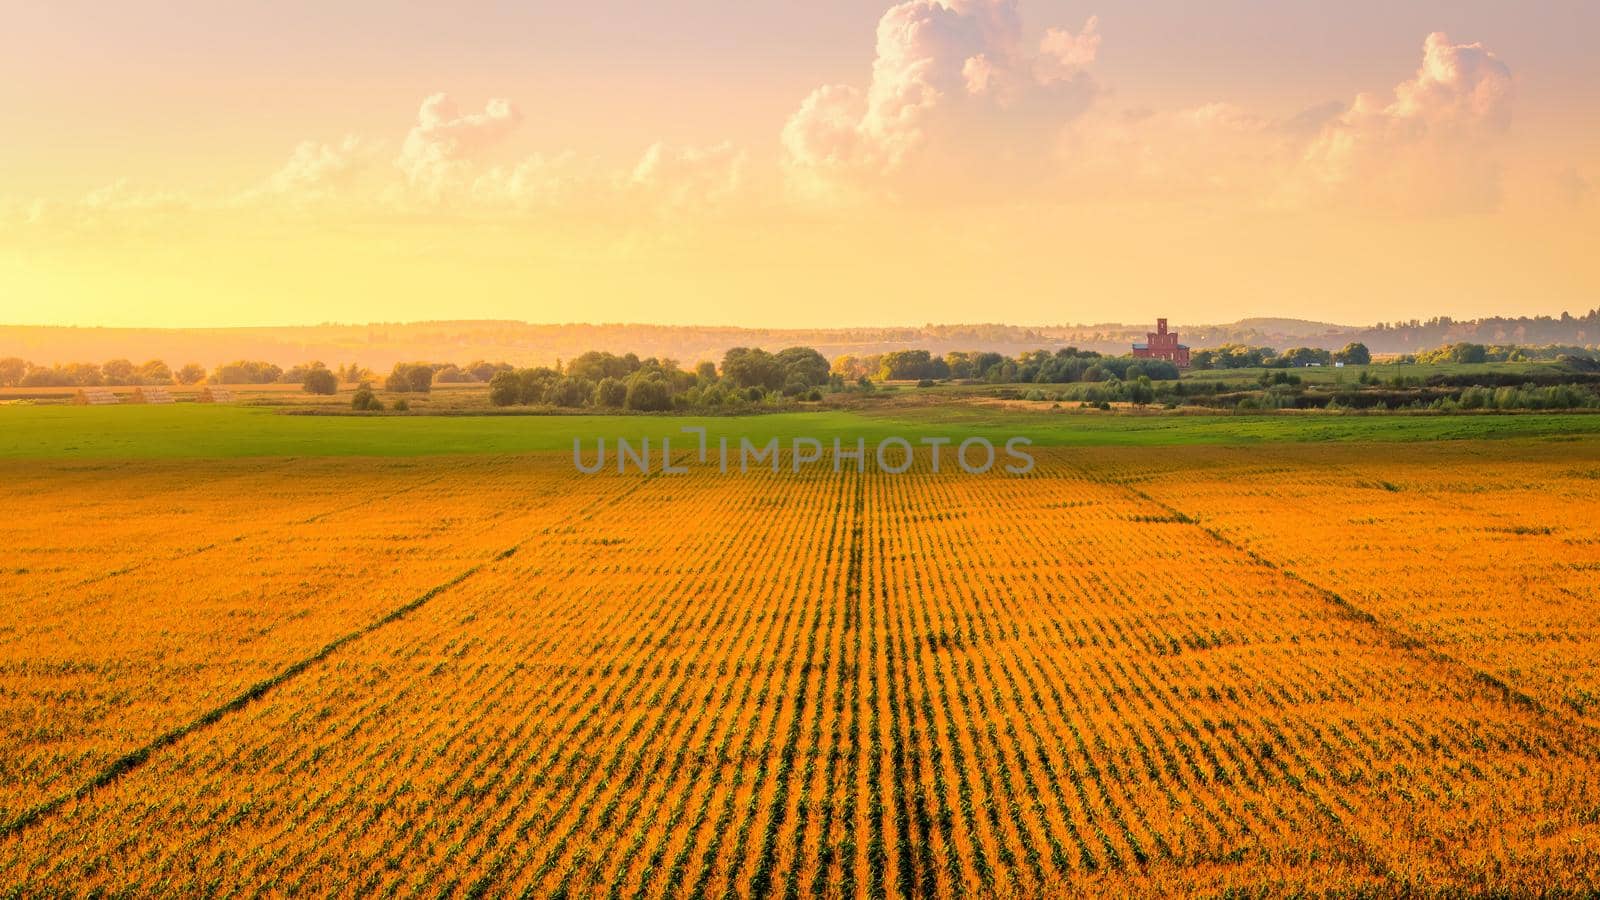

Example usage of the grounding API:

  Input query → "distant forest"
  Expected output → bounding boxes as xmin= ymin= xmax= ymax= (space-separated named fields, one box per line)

xmin=0 ymin=310 xmax=1595 ymax=372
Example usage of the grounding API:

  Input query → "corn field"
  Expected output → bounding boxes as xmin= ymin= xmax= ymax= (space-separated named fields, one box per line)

xmin=1 ymin=444 xmax=1598 ymax=895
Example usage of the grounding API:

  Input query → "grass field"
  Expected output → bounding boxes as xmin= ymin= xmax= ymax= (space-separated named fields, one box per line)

xmin=3 ymin=403 xmax=1600 ymax=458
xmin=1 ymin=410 xmax=1598 ymax=894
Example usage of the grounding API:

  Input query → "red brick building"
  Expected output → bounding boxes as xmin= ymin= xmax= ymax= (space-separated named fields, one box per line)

xmin=1131 ymin=318 xmax=1191 ymax=368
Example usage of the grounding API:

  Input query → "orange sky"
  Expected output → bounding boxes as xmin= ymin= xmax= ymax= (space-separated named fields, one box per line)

xmin=2 ymin=1 xmax=1597 ymax=328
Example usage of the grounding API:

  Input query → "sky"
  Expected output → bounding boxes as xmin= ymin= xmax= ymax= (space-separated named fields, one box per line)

xmin=2 ymin=0 xmax=1597 ymax=329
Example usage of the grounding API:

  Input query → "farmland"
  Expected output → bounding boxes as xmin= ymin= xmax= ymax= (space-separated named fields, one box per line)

xmin=4 ymin=403 xmax=1600 ymax=459
xmin=1 ymin=409 xmax=1599 ymax=895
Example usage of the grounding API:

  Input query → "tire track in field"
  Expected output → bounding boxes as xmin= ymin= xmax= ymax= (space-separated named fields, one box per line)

xmin=0 ymin=456 xmax=677 ymax=840
xmin=68 ymin=466 xmax=453 ymax=592
xmin=1058 ymin=459 xmax=1403 ymax=885
xmin=1093 ymin=461 xmax=1600 ymax=744
xmin=1064 ymin=455 xmax=1600 ymax=882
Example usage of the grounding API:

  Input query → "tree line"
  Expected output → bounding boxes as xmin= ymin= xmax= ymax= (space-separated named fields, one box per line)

xmin=831 ymin=347 xmax=1184 ymax=384
xmin=1187 ymin=341 xmax=1598 ymax=370
xmin=484 ymin=347 xmax=834 ymax=412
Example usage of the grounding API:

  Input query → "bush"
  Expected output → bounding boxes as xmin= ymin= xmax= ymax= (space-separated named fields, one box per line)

xmin=302 ymin=368 xmax=338 ymax=395
xmin=392 ymin=398 xmax=410 ymax=411
xmin=352 ymin=387 xmax=381 ymax=411
xmin=916 ymin=378 xmax=937 ymax=388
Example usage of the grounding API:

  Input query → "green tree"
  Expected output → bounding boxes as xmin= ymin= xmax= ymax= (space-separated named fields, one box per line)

xmin=721 ymin=347 xmax=784 ymax=390
xmin=1335 ymin=342 xmax=1372 ymax=365
xmin=596 ymin=376 xmax=628 ymax=407
xmin=386 ymin=363 xmax=434 ymax=393
xmin=545 ymin=376 xmax=594 ymax=408
xmin=137 ymin=360 xmax=173 ymax=384
xmin=518 ymin=367 xmax=559 ymax=404
xmin=101 ymin=359 xmax=137 ymax=385
xmin=0 ymin=358 xmax=25 ymax=387
xmin=214 ymin=360 xmax=282 ymax=384
xmin=175 ymin=363 xmax=207 ymax=385
xmin=302 ymin=367 xmax=338 ymax=395
xmin=877 ymin=349 xmax=947 ymax=380
xmin=775 ymin=347 xmax=830 ymax=387
xmin=488 ymin=371 xmax=522 ymax=406
xmin=625 ymin=375 xmax=674 ymax=411
xmin=351 ymin=387 xmax=382 ymax=411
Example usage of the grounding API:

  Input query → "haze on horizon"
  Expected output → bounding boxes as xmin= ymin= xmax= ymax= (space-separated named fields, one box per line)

xmin=2 ymin=1 xmax=1597 ymax=331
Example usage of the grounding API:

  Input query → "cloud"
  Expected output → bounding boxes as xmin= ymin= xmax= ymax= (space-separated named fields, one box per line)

xmin=1052 ymin=32 xmax=1517 ymax=214
xmin=15 ymin=181 xmax=192 ymax=232
xmin=470 ymin=152 xmax=595 ymax=211
xmin=782 ymin=1 xmax=1100 ymax=199
xmin=1058 ymin=102 xmax=1283 ymax=200
xmin=396 ymin=93 xmax=523 ymax=196
xmin=1298 ymin=32 xmax=1514 ymax=211
xmin=629 ymin=141 xmax=746 ymax=209
xmin=248 ymin=137 xmax=374 ymax=203
xmin=1036 ymin=17 xmax=1101 ymax=83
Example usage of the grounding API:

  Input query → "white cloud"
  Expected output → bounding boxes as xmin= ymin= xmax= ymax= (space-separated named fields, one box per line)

xmin=249 ymin=137 xmax=374 ymax=203
xmin=1036 ymin=16 xmax=1101 ymax=84
xmin=1298 ymin=32 xmax=1514 ymax=211
xmin=782 ymin=0 xmax=1100 ymax=198
xmin=470 ymin=152 xmax=595 ymax=210
xmin=396 ymin=93 xmax=523 ymax=196
xmin=629 ymin=141 xmax=746 ymax=209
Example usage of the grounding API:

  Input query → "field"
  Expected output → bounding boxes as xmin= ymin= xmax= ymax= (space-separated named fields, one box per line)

xmin=5 ymin=403 xmax=1600 ymax=459
xmin=2 ymin=408 xmax=1599 ymax=895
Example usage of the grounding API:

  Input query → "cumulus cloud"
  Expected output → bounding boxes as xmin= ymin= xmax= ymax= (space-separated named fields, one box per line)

xmin=470 ymin=152 xmax=595 ymax=211
xmin=1036 ymin=17 xmax=1101 ymax=83
xmin=782 ymin=0 xmax=1100 ymax=199
xmin=1298 ymin=32 xmax=1514 ymax=211
xmin=628 ymin=141 xmax=746 ymax=209
xmin=396 ymin=93 xmax=523 ymax=196
xmin=1052 ymin=32 xmax=1517 ymax=213
xmin=248 ymin=136 xmax=374 ymax=203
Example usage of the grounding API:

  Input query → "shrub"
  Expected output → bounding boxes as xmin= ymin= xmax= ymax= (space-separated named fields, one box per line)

xmin=392 ymin=398 xmax=409 ymax=412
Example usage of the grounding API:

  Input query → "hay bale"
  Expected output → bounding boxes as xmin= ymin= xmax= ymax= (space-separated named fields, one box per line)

xmin=73 ymin=389 xmax=120 ymax=406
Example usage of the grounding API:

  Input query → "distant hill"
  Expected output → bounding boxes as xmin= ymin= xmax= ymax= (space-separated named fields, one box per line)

xmin=1229 ymin=318 xmax=1351 ymax=338
xmin=1 ymin=313 xmax=1595 ymax=370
